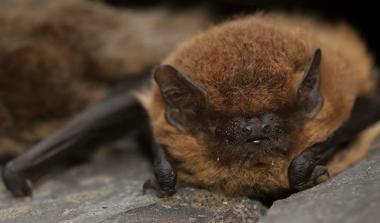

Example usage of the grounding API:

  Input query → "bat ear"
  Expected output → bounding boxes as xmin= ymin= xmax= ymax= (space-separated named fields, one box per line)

xmin=297 ymin=48 xmax=324 ymax=118
xmin=154 ymin=64 xmax=207 ymax=131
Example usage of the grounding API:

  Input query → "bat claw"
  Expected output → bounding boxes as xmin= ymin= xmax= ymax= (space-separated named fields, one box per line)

xmin=143 ymin=178 xmax=176 ymax=198
xmin=2 ymin=162 xmax=32 ymax=197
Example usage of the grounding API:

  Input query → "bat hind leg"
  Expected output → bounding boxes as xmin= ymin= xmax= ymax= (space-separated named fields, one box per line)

xmin=2 ymin=91 xmax=149 ymax=197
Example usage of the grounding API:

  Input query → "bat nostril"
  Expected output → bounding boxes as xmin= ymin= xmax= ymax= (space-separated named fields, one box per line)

xmin=242 ymin=126 xmax=252 ymax=134
xmin=262 ymin=124 xmax=271 ymax=133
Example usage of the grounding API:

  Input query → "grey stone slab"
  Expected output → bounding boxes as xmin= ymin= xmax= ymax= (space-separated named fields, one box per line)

xmin=0 ymin=149 xmax=155 ymax=223
xmin=2 ymin=140 xmax=379 ymax=223
xmin=0 ymin=145 xmax=266 ymax=223
xmin=260 ymin=146 xmax=380 ymax=223
xmin=104 ymin=204 xmax=211 ymax=223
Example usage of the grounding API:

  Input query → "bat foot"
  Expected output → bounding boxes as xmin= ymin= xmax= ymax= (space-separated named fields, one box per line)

xmin=143 ymin=178 xmax=176 ymax=198
xmin=2 ymin=162 xmax=32 ymax=197
xmin=289 ymin=162 xmax=329 ymax=191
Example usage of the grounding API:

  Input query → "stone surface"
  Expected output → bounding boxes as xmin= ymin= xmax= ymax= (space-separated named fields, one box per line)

xmin=259 ymin=146 xmax=380 ymax=223
xmin=0 ymin=145 xmax=266 ymax=223
xmin=2 ymin=140 xmax=379 ymax=223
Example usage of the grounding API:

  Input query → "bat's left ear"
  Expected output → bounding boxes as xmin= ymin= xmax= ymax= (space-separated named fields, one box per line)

xmin=154 ymin=64 xmax=207 ymax=131
xmin=297 ymin=48 xmax=324 ymax=118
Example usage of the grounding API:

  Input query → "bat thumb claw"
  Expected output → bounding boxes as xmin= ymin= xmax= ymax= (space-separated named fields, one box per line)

xmin=2 ymin=162 xmax=32 ymax=197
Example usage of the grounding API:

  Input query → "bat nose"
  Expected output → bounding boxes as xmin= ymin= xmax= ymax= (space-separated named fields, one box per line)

xmin=245 ymin=126 xmax=266 ymax=137
xmin=215 ymin=117 xmax=272 ymax=145
xmin=244 ymin=119 xmax=270 ymax=134
xmin=243 ymin=119 xmax=271 ymax=144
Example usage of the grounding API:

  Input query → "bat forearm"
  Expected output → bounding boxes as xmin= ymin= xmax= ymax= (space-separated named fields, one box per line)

xmin=17 ymin=93 xmax=144 ymax=166
xmin=289 ymin=94 xmax=380 ymax=190
xmin=2 ymin=90 xmax=149 ymax=197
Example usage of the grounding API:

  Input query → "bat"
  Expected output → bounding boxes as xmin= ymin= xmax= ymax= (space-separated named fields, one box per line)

xmin=0 ymin=0 xmax=211 ymax=160
xmin=0 ymin=0 xmax=210 ymax=195
xmin=2 ymin=8 xmax=379 ymax=202
xmin=140 ymin=13 xmax=380 ymax=200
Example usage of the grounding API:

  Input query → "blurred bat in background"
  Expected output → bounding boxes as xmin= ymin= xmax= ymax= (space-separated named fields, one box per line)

xmin=0 ymin=0 xmax=211 ymax=160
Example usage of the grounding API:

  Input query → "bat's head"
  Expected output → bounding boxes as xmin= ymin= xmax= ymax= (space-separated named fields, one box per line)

xmin=150 ymin=17 xmax=325 ymax=198
xmin=154 ymin=51 xmax=322 ymax=162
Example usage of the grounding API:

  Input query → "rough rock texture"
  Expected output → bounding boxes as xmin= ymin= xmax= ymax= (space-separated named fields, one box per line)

xmin=1 ymin=141 xmax=379 ymax=223
xmin=0 ymin=145 xmax=266 ymax=223
xmin=260 ymin=145 xmax=380 ymax=223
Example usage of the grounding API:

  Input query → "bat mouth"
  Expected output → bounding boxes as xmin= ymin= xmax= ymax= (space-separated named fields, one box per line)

xmin=245 ymin=137 xmax=269 ymax=144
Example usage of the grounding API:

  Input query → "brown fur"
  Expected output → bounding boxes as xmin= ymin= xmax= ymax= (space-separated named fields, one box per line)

xmin=0 ymin=0 xmax=211 ymax=159
xmin=142 ymin=13 xmax=377 ymax=198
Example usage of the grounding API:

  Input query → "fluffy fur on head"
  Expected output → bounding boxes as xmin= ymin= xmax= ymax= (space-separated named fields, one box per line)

xmin=146 ymin=12 xmax=377 ymax=198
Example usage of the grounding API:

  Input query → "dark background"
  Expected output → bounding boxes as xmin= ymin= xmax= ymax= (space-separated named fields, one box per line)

xmin=102 ymin=0 xmax=380 ymax=64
